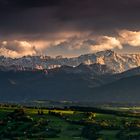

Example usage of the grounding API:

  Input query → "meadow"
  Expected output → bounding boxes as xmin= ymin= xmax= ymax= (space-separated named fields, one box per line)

xmin=0 ymin=104 xmax=140 ymax=140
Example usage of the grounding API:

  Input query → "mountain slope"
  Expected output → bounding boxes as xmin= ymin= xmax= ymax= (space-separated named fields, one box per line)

xmin=0 ymin=65 xmax=140 ymax=103
xmin=0 ymin=70 xmax=91 ymax=102
xmin=0 ymin=63 xmax=114 ymax=102
xmin=88 ymin=75 xmax=140 ymax=103
xmin=1 ymin=50 xmax=140 ymax=73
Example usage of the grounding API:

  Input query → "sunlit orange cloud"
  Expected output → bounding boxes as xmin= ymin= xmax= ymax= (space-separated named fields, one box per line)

xmin=90 ymin=36 xmax=122 ymax=52
xmin=1 ymin=30 xmax=140 ymax=58
xmin=118 ymin=30 xmax=140 ymax=47
xmin=0 ymin=40 xmax=36 ymax=58
xmin=29 ymin=31 xmax=88 ymax=47
xmin=29 ymin=31 xmax=94 ymax=53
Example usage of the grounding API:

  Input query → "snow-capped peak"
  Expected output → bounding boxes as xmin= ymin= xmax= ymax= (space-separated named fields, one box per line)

xmin=0 ymin=50 xmax=140 ymax=73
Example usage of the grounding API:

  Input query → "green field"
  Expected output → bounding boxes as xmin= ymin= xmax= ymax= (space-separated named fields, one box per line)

xmin=0 ymin=105 xmax=140 ymax=140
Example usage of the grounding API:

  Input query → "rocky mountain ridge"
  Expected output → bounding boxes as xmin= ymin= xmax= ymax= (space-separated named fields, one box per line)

xmin=0 ymin=50 xmax=140 ymax=73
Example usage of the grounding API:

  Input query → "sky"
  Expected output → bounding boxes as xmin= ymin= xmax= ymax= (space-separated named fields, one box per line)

xmin=0 ymin=0 xmax=140 ymax=58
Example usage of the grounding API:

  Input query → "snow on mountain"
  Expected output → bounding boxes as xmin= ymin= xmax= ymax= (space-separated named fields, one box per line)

xmin=0 ymin=50 xmax=140 ymax=73
xmin=49 ymin=63 xmax=115 ymax=76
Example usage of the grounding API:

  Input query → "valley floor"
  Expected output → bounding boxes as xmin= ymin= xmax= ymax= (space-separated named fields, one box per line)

xmin=0 ymin=105 xmax=140 ymax=140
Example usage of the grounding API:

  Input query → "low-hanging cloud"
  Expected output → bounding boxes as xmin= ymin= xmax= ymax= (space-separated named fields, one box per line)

xmin=45 ymin=30 xmax=140 ymax=56
xmin=1 ymin=30 xmax=140 ymax=58
xmin=45 ymin=35 xmax=123 ymax=56
xmin=118 ymin=30 xmax=140 ymax=47
xmin=90 ymin=36 xmax=122 ymax=52
xmin=0 ymin=40 xmax=36 ymax=58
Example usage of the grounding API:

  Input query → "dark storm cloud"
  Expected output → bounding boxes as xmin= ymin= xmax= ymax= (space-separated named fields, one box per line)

xmin=0 ymin=0 xmax=140 ymax=40
xmin=0 ymin=0 xmax=60 ymax=8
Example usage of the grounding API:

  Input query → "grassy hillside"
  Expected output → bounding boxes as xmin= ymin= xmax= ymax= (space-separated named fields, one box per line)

xmin=0 ymin=105 xmax=140 ymax=139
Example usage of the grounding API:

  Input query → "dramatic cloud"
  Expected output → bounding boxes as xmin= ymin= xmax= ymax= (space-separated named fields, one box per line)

xmin=1 ymin=29 xmax=140 ymax=58
xmin=42 ymin=30 xmax=140 ymax=56
xmin=119 ymin=30 xmax=140 ymax=47
xmin=90 ymin=36 xmax=122 ymax=52
xmin=0 ymin=0 xmax=140 ymax=57
xmin=0 ymin=40 xmax=36 ymax=58
xmin=44 ymin=35 xmax=123 ymax=57
xmin=0 ymin=0 xmax=140 ymax=40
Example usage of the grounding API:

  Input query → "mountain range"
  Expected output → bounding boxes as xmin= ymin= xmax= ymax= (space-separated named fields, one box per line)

xmin=1 ymin=50 xmax=140 ymax=73
xmin=1 ymin=50 xmax=140 ymax=103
